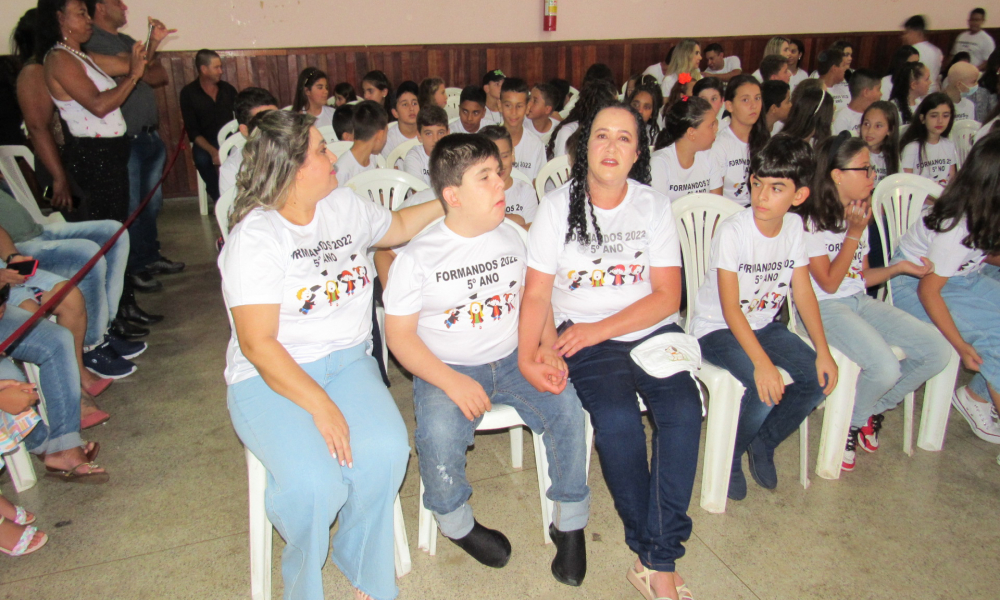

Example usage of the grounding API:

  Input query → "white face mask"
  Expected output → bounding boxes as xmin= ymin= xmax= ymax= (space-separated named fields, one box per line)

xmin=961 ymin=84 xmax=979 ymax=98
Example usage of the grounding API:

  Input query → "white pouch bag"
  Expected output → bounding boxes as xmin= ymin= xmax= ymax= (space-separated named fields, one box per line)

xmin=629 ymin=332 xmax=705 ymax=415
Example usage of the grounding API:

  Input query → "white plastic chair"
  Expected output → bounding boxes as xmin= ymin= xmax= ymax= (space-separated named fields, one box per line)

xmin=670 ymin=194 xmax=801 ymax=513
xmin=949 ymin=119 xmax=980 ymax=167
xmin=871 ymin=174 xmax=962 ymax=453
xmin=318 ymin=125 xmax=339 ymax=144
xmin=0 ymin=145 xmax=65 ymax=225
xmin=219 ymin=132 xmax=246 ymax=165
xmin=4 ymin=361 xmax=53 ymax=493
xmin=215 ymin=187 xmax=237 ymax=243
xmin=197 ymin=173 xmax=209 ymax=216
xmin=346 ymin=169 xmax=428 ymax=211
xmin=217 ymin=119 xmax=240 ymax=148
xmin=386 ymin=138 xmax=421 ymax=171
xmin=245 ymin=448 xmax=411 ymax=600
xmin=559 ymin=86 xmax=580 ymax=120
xmin=534 ymin=155 xmax=571 ymax=199
xmin=510 ymin=168 xmax=532 ymax=185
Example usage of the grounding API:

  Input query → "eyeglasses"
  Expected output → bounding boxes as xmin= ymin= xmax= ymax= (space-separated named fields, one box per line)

xmin=841 ymin=165 xmax=877 ymax=177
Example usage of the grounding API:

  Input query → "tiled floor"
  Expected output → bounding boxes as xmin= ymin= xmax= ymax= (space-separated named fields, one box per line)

xmin=1 ymin=198 xmax=998 ymax=600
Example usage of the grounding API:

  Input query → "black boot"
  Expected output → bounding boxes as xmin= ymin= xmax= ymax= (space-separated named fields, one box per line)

xmin=549 ymin=523 xmax=586 ymax=586
xmin=447 ymin=520 xmax=511 ymax=568
xmin=110 ymin=317 xmax=149 ymax=340
xmin=119 ymin=281 xmax=164 ymax=325
xmin=127 ymin=270 xmax=163 ymax=293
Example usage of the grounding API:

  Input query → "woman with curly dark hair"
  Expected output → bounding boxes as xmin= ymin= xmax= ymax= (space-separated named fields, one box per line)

xmin=520 ymin=99 xmax=702 ymax=600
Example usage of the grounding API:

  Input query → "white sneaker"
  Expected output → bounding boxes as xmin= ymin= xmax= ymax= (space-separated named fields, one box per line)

xmin=952 ymin=387 xmax=1000 ymax=444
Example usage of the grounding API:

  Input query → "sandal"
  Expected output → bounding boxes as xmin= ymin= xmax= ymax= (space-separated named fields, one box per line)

xmin=40 ymin=442 xmax=100 ymax=469
xmin=11 ymin=506 xmax=35 ymax=526
xmin=627 ymin=565 xmax=694 ymax=600
xmin=0 ymin=517 xmax=48 ymax=556
xmin=81 ymin=410 xmax=110 ymax=429
xmin=43 ymin=462 xmax=109 ymax=485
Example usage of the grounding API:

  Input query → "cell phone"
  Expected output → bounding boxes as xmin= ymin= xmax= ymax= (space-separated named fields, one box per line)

xmin=10 ymin=259 xmax=38 ymax=277
xmin=144 ymin=21 xmax=155 ymax=56
xmin=0 ymin=283 xmax=9 ymax=306
xmin=556 ymin=319 xmax=575 ymax=336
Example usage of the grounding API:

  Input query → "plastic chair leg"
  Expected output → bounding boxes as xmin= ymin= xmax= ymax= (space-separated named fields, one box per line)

xmin=917 ymin=349 xmax=960 ymax=452
xmin=416 ymin=478 xmax=436 ymax=556
xmin=4 ymin=444 xmax=37 ymax=493
xmin=532 ymin=430 xmax=554 ymax=544
xmin=903 ymin=392 xmax=915 ymax=457
xmin=814 ymin=348 xmax=860 ymax=480
xmin=583 ymin=410 xmax=594 ymax=478
xmin=698 ymin=365 xmax=745 ymax=514
xmin=799 ymin=418 xmax=810 ymax=489
xmin=197 ymin=174 xmax=209 ymax=216
xmin=246 ymin=448 xmax=272 ymax=600
xmin=392 ymin=495 xmax=411 ymax=577
xmin=509 ymin=426 xmax=523 ymax=469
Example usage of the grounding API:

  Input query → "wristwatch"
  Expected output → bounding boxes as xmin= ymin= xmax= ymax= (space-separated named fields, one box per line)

xmin=5 ymin=253 xmax=22 ymax=263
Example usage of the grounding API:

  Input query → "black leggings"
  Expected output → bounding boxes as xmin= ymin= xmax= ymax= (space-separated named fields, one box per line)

xmin=62 ymin=135 xmax=131 ymax=222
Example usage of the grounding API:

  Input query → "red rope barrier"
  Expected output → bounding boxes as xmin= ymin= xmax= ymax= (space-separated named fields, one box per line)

xmin=0 ymin=128 xmax=189 ymax=354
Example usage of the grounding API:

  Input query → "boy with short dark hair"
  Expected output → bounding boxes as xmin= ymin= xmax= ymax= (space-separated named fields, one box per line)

xmin=383 ymin=134 xmax=589 ymax=584
xmin=332 ymin=104 xmax=354 ymax=141
xmin=382 ymin=80 xmax=421 ymax=161
xmin=902 ymin=15 xmax=943 ymax=92
xmin=831 ymin=68 xmax=881 ymax=135
xmin=759 ymin=55 xmax=790 ymax=83
xmin=499 ymin=78 xmax=547 ymax=180
xmin=703 ymin=43 xmax=743 ymax=82
xmin=762 ymin=80 xmax=791 ymax=134
xmin=524 ymin=83 xmax=560 ymax=144
xmin=691 ymin=134 xmax=837 ymax=501
xmin=219 ymin=87 xmax=278 ymax=196
xmin=817 ymin=47 xmax=851 ymax=111
xmin=482 ymin=69 xmax=506 ymax=126
xmin=336 ymin=100 xmax=389 ymax=184
xmin=450 ymin=86 xmax=488 ymax=134
xmin=403 ymin=106 xmax=450 ymax=184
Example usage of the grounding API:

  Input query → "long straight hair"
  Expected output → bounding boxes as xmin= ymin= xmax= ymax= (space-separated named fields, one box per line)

xmin=794 ymin=133 xmax=868 ymax=234
xmin=724 ymin=75 xmax=770 ymax=158
xmin=899 ymin=92 xmax=955 ymax=166
xmin=292 ymin=67 xmax=327 ymax=113
xmin=782 ymin=84 xmax=834 ymax=147
xmin=889 ymin=62 xmax=925 ymax=124
xmin=628 ymin=82 xmax=664 ymax=143
xmin=667 ymin=39 xmax=702 ymax=78
xmin=862 ymin=101 xmax=901 ymax=177
xmin=654 ymin=96 xmax=713 ymax=150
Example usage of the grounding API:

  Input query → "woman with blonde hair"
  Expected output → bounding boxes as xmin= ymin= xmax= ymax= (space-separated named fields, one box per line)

xmin=753 ymin=36 xmax=792 ymax=80
xmin=660 ymin=39 xmax=703 ymax=99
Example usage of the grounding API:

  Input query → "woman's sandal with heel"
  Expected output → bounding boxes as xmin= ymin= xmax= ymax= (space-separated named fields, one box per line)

xmin=627 ymin=565 xmax=695 ymax=600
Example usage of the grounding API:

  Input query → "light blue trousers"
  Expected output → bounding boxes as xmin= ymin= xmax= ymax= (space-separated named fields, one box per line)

xmin=802 ymin=293 xmax=952 ymax=427
xmin=227 ymin=343 xmax=410 ymax=600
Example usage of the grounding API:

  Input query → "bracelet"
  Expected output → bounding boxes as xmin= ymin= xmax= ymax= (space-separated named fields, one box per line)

xmin=5 ymin=253 xmax=22 ymax=263
xmin=845 ymin=235 xmax=861 ymax=242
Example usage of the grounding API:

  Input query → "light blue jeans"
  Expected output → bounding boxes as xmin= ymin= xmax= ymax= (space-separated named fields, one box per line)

xmin=413 ymin=349 xmax=590 ymax=539
xmin=16 ymin=220 xmax=128 ymax=347
xmin=0 ymin=306 xmax=82 ymax=454
xmin=800 ymin=293 xmax=952 ymax=427
xmin=227 ymin=343 xmax=409 ymax=600
xmin=892 ymin=266 xmax=1000 ymax=402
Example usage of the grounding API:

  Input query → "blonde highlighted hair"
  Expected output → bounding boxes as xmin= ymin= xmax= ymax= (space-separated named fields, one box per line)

xmin=666 ymin=39 xmax=703 ymax=79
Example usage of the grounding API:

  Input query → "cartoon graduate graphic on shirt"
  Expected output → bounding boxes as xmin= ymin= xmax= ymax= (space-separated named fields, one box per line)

xmin=338 ymin=270 xmax=357 ymax=296
xmin=485 ymin=295 xmax=503 ymax=320
xmin=608 ymin=264 xmax=627 ymax=286
xmin=469 ymin=302 xmax=485 ymax=327
xmin=297 ymin=286 xmax=320 ymax=314
xmin=324 ymin=280 xmax=339 ymax=305
xmin=629 ymin=264 xmax=645 ymax=283
xmin=354 ymin=265 xmax=371 ymax=287
xmin=445 ymin=307 xmax=462 ymax=328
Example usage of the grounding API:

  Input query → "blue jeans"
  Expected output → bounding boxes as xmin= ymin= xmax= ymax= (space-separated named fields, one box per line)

xmin=801 ymin=293 xmax=951 ymax=427
xmin=192 ymin=145 xmax=220 ymax=201
xmin=892 ymin=267 xmax=1000 ymax=402
xmin=16 ymin=221 xmax=128 ymax=347
xmin=127 ymin=131 xmax=166 ymax=270
xmin=0 ymin=306 xmax=82 ymax=454
xmin=699 ymin=322 xmax=826 ymax=469
xmin=227 ymin=343 xmax=409 ymax=600
xmin=413 ymin=349 xmax=590 ymax=539
xmin=564 ymin=323 xmax=703 ymax=572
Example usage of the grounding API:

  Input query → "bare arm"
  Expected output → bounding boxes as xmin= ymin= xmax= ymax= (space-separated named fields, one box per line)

xmin=371 ymin=200 xmax=444 ymax=248
xmin=718 ymin=268 xmax=783 ymax=404
xmin=713 ymin=68 xmax=743 ymax=83
xmin=790 ymin=266 xmax=838 ymax=394
xmin=45 ymin=43 xmax=146 ymax=118
xmin=230 ymin=304 xmax=354 ymax=466
xmin=917 ymin=273 xmax=982 ymax=371
xmin=517 ymin=269 xmax=569 ymax=393
xmin=373 ymin=248 xmax=396 ymax=289
xmin=16 ymin=67 xmax=72 ymax=209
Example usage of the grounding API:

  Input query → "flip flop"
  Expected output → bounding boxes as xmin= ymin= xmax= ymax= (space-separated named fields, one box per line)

xmin=83 ymin=378 xmax=113 ymax=397
xmin=1 ymin=506 xmax=36 ymax=526
xmin=43 ymin=442 xmax=100 ymax=472
xmin=81 ymin=410 xmax=110 ymax=429
xmin=43 ymin=462 xmax=109 ymax=485
xmin=0 ymin=517 xmax=48 ymax=556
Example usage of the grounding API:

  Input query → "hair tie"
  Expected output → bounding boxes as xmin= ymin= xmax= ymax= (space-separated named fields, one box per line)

xmin=812 ymin=89 xmax=828 ymax=117
xmin=678 ymin=73 xmax=693 ymax=85
xmin=681 ymin=95 xmax=689 ymax=102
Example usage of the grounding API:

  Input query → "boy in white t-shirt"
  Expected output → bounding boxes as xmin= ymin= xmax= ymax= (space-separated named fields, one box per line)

xmin=219 ymin=87 xmax=278 ymax=197
xmin=334 ymin=100 xmax=388 ymax=185
xmin=703 ymin=43 xmax=743 ymax=82
xmin=403 ymin=106 xmax=449 ymax=185
xmin=831 ymin=69 xmax=881 ymax=136
xmin=817 ymin=47 xmax=851 ymax=112
xmin=691 ymin=135 xmax=837 ymax=501
xmin=951 ymin=8 xmax=995 ymax=70
xmin=383 ymin=134 xmax=589 ymax=582
xmin=480 ymin=125 xmax=540 ymax=226
xmin=382 ymin=81 xmax=420 ymax=162
xmin=481 ymin=69 xmax=505 ymax=126
xmin=903 ymin=15 xmax=944 ymax=92
xmin=500 ymin=78 xmax=547 ymax=180
xmin=450 ymin=86 xmax=487 ymax=134
xmin=524 ymin=82 xmax=560 ymax=144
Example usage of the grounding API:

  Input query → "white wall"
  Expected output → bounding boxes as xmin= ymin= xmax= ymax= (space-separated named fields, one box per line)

xmin=3 ymin=0 xmax=975 ymax=52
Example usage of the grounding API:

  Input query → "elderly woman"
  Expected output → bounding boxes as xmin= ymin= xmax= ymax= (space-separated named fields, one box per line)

xmin=520 ymin=99 xmax=702 ymax=600
xmin=219 ymin=110 xmax=441 ymax=600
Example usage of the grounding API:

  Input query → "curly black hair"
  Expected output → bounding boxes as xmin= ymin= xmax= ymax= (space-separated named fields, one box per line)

xmin=565 ymin=100 xmax=652 ymax=247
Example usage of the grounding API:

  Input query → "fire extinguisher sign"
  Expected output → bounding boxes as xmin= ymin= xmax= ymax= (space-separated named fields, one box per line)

xmin=544 ymin=0 xmax=557 ymax=31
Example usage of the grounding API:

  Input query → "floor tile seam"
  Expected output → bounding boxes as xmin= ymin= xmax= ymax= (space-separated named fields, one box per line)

xmin=689 ymin=530 xmax=764 ymax=600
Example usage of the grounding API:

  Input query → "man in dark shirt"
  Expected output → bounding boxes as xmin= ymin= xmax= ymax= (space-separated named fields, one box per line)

xmin=85 ymin=0 xmax=185 ymax=296
xmin=179 ymin=49 xmax=237 ymax=203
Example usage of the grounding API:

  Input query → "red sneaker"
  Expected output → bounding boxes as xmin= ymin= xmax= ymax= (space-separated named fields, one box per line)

xmin=859 ymin=414 xmax=883 ymax=453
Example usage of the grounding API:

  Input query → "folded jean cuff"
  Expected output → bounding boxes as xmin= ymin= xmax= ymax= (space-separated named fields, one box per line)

xmin=433 ymin=502 xmax=474 ymax=539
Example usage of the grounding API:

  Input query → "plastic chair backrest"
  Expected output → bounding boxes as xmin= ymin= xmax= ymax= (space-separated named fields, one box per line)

xmin=559 ymin=86 xmax=580 ymax=120
xmin=327 ymin=141 xmax=354 ymax=158
xmin=534 ymin=155 xmax=571 ymax=199
xmin=219 ymin=132 xmax=246 ymax=164
xmin=671 ymin=193 xmax=744 ymax=331
xmin=445 ymin=105 xmax=460 ymax=120
xmin=0 ymin=145 xmax=63 ymax=225
xmin=949 ymin=119 xmax=980 ymax=167
xmin=448 ymin=116 xmax=460 ymax=126
xmin=216 ymin=186 xmax=237 ymax=243
xmin=345 ymin=169 xmax=429 ymax=210
xmin=318 ymin=125 xmax=339 ymax=144
xmin=510 ymin=168 xmax=532 ymax=185
xmin=871 ymin=173 xmax=943 ymax=303
xmin=386 ymin=138 xmax=421 ymax=170
xmin=217 ymin=119 xmax=240 ymax=148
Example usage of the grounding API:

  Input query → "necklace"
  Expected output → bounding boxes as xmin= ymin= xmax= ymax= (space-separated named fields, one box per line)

xmin=55 ymin=41 xmax=89 ymax=62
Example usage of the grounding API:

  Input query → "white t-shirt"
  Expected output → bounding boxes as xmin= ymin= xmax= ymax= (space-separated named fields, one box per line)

xmin=483 ymin=107 xmax=503 ymax=127
xmin=705 ymin=56 xmax=741 ymax=75
xmin=751 ymin=69 xmax=763 ymax=83
xmin=305 ymin=106 xmax=334 ymax=131
xmin=974 ymin=116 xmax=999 ymax=144
xmin=690 ymin=208 xmax=809 ymax=339
xmin=383 ymin=221 xmax=525 ymax=366
xmin=880 ymin=75 xmax=894 ymax=101
xmin=219 ymin=188 xmax=392 ymax=384
xmin=788 ymin=68 xmax=810 ymax=91
xmin=660 ymin=74 xmax=679 ymax=97
xmin=450 ymin=118 xmax=483 ymax=134
xmin=381 ymin=123 xmax=417 ymax=161
xmin=952 ymin=30 xmax=996 ymax=67
xmin=895 ymin=208 xmax=986 ymax=278
xmin=804 ymin=225 xmax=869 ymax=301
xmin=828 ymin=81 xmax=851 ymax=113
xmin=913 ymin=41 xmax=943 ymax=93
xmin=397 ymin=187 xmax=437 ymax=211
xmin=403 ymin=145 xmax=432 ymax=185
xmin=512 ymin=129 xmax=547 ymax=180
xmin=642 ymin=63 xmax=665 ymax=85
xmin=870 ymin=151 xmax=889 ymax=187
xmin=335 ymin=148 xmax=379 ymax=185
xmin=710 ymin=124 xmax=751 ymax=206
xmin=551 ymin=121 xmax=579 ymax=158
xmin=901 ymin=139 xmax=957 ymax=186
xmin=524 ymin=116 xmax=560 ymax=144
xmin=831 ymin=105 xmax=864 ymax=135
xmin=505 ymin=178 xmax=539 ymax=223
xmin=527 ymin=180 xmax=682 ymax=341
xmin=219 ymin=145 xmax=244 ymax=197
xmin=649 ymin=145 xmax=723 ymax=202
xmin=952 ymin=97 xmax=975 ymax=123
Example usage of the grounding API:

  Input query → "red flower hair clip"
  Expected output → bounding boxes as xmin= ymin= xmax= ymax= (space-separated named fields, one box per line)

xmin=678 ymin=73 xmax=693 ymax=85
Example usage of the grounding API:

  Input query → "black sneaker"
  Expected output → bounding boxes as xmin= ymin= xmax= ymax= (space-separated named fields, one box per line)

xmin=447 ymin=520 xmax=511 ymax=568
xmin=128 ymin=271 xmax=163 ymax=293
xmin=106 ymin=335 xmax=147 ymax=359
xmin=144 ymin=257 xmax=186 ymax=275
xmin=728 ymin=465 xmax=747 ymax=501
xmin=83 ymin=342 xmax=137 ymax=379
xmin=747 ymin=437 xmax=778 ymax=489
xmin=549 ymin=524 xmax=586 ymax=586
